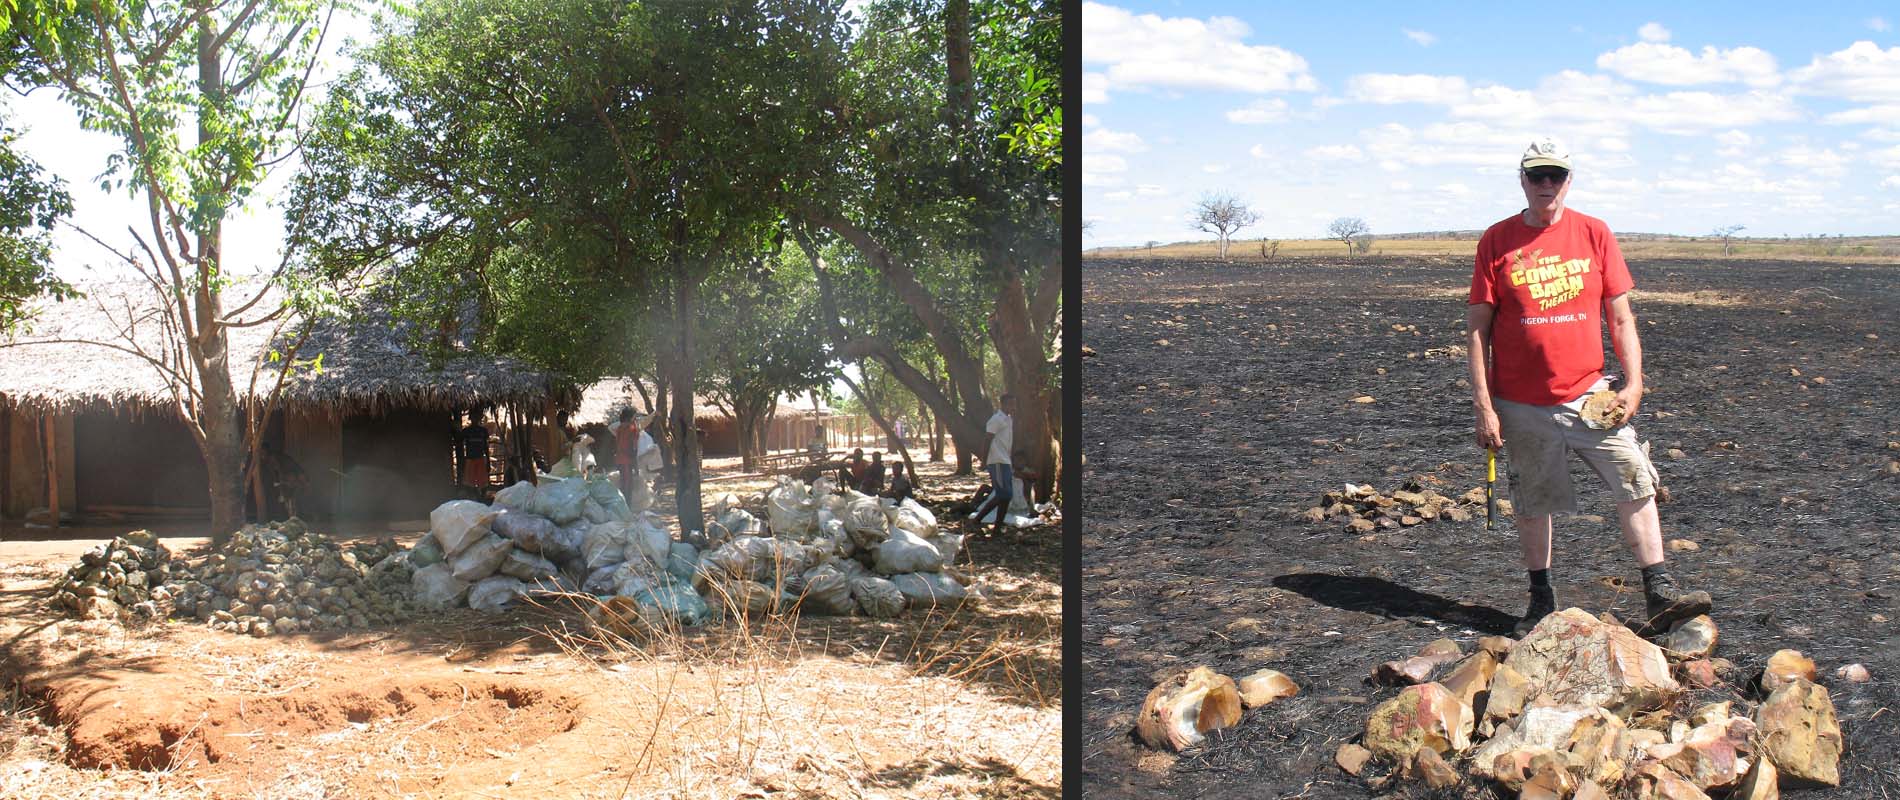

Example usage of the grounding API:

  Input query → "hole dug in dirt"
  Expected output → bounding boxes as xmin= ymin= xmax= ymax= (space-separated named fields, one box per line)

xmin=59 ymin=679 xmax=583 ymax=772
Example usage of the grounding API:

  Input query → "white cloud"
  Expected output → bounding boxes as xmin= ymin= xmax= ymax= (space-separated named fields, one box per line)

xmin=1103 ymin=190 xmax=1133 ymax=200
xmin=1304 ymin=144 xmax=1365 ymax=160
xmin=1871 ymin=17 xmax=1891 ymax=32
xmin=1248 ymin=143 xmax=1274 ymax=159
xmin=1348 ymin=73 xmax=1470 ymax=104
xmin=1136 ymin=184 xmax=1169 ymax=196
xmin=1438 ymin=182 xmax=1471 ymax=196
xmin=1715 ymin=129 xmax=1753 ymax=157
xmin=1081 ymin=113 xmax=1101 ymax=128
xmin=1882 ymin=175 xmax=1900 ymax=189
xmin=1083 ymin=72 xmax=1110 ymax=105
xmin=1776 ymin=145 xmax=1848 ymax=176
xmin=1597 ymin=137 xmax=1630 ymax=152
xmin=1389 ymin=180 xmax=1413 ymax=190
xmin=1404 ymin=29 xmax=1436 ymax=47
xmin=1082 ymin=2 xmax=1318 ymax=96
xmin=1790 ymin=42 xmax=1900 ymax=103
xmin=1596 ymin=42 xmax=1780 ymax=88
xmin=1624 ymin=90 xmax=1801 ymax=134
xmin=1226 ymin=98 xmax=1290 ymax=124
xmin=1202 ymin=163 xmax=1230 ymax=174
xmin=1868 ymin=145 xmax=1900 ymax=168
xmin=1822 ymin=104 xmax=1900 ymax=125
xmin=1639 ymin=23 xmax=1671 ymax=43
xmin=1084 ymin=153 xmax=1128 ymax=187
xmin=1086 ymin=127 xmax=1148 ymax=153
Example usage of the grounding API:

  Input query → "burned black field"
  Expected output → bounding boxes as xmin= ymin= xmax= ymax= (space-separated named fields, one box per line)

xmin=1079 ymin=255 xmax=1900 ymax=798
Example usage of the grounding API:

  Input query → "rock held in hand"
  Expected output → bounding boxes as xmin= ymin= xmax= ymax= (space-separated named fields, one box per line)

xmin=1135 ymin=666 xmax=1244 ymax=752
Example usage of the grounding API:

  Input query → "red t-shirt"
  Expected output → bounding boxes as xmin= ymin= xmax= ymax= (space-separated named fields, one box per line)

xmin=1469 ymin=209 xmax=1633 ymax=406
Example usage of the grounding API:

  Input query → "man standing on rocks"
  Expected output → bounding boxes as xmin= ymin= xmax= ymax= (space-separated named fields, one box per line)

xmin=1467 ymin=138 xmax=1711 ymax=638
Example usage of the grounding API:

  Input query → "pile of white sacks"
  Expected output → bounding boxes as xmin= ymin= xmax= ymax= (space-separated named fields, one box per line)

xmin=409 ymin=472 xmax=977 ymax=626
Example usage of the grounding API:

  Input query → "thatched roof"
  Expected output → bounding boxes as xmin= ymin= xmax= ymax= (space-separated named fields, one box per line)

xmin=0 ymin=281 xmax=575 ymax=416
xmin=575 ymin=379 xmax=832 ymax=427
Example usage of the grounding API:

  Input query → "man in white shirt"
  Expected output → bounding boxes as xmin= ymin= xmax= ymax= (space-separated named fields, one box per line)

xmin=972 ymin=394 xmax=1015 ymax=534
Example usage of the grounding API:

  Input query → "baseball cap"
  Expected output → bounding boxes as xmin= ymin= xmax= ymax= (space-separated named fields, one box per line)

xmin=1520 ymin=137 xmax=1570 ymax=170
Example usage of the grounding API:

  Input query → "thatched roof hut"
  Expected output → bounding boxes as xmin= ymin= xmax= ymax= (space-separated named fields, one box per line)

xmin=0 ymin=281 xmax=573 ymax=416
xmin=0 ymin=282 xmax=578 ymax=522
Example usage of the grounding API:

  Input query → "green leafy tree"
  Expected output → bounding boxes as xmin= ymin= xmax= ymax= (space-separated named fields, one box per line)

xmin=289 ymin=0 xmax=853 ymax=531
xmin=6 ymin=0 xmax=347 ymax=540
xmin=699 ymin=251 xmax=831 ymax=471
xmin=797 ymin=0 xmax=1061 ymax=490
xmin=0 ymin=121 xmax=76 ymax=331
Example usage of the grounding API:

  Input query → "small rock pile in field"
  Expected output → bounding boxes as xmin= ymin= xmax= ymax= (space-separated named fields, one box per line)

xmin=1134 ymin=665 xmax=1301 ymax=751
xmin=1330 ymin=609 xmax=1852 ymax=797
xmin=1297 ymin=479 xmax=1511 ymax=533
xmin=49 ymin=530 xmax=182 ymax=620
xmin=1132 ymin=610 xmax=1862 ymax=797
xmin=163 ymin=520 xmax=415 ymax=636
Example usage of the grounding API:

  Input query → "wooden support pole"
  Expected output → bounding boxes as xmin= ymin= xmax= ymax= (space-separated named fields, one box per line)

xmin=1 ymin=401 xmax=11 ymax=521
xmin=44 ymin=414 xmax=58 ymax=530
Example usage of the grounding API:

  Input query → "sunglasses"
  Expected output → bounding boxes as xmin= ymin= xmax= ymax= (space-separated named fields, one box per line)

xmin=1523 ymin=169 xmax=1570 ymax=185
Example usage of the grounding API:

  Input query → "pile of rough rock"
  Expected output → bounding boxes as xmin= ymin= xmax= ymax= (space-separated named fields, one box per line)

xmin=162 ymin=521 xmax=414 ymax=636
xmin=1336 ymin=609 xmax=1851 ymax=798
xmin=49 ymin=530 xmax=183 ymax=620
xmin=1298 ymin=480 xmax=1506 ymax=532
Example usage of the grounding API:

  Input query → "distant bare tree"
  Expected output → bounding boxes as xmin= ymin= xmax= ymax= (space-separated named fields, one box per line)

xmin=1712 ymin=224 xmax=1746 ymax=257
xmin=1352 ymin=234 xmax=1374 ymax=255
xmin=1259 ymin=239 xmax=1281 ymax=262
xmin=1145 ymin=240 xmax=1159 ymax=253
xmin=1191 ymin=193 xmax=1261 ymax=260
xmin=1329 ymin=217 xmax=1371 ymax=256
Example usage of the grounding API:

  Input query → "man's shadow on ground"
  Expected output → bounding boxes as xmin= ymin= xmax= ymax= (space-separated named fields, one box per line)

xmin=1272 ymin=573 xmax=1518 ymax=635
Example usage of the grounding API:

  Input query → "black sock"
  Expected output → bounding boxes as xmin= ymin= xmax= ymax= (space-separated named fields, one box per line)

xmin=1529 ymin=569 xmax=1550 ymax=588
xmin=1639 ymin=563 xmax=1668 ymax=591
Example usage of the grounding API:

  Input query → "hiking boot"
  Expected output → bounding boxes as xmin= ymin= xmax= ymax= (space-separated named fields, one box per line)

xmin=1513 ymin=586 xmax=1556 ymax=638
xmin=1638 ymin=571 xmax=1712 ymax=636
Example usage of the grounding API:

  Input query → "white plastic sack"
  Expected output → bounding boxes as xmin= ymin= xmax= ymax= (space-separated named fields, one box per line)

xmin=468 ymin=575 xmax=528 ymax=612
xmin=799 ymin=564 xmax=858 ymax=616
xmin=541 ymin=521 xmax=587 ymax=566
xmin=891 ymin=498 xmax=938 ymax=538
xmin=929 ymin=532 xmax=966 ymax=567
xmin=873 ymin=528 xmax=942 ymax=574
xmin=811 ymin=476 xmax=838 ymax=496
xmin=765 ymin=477 xmax=818 ymax=538
xmin=492 ymin=512 xmax=557 ymax=553
xmin=703 ymin=536 xmax=815 ymax=587
xmin=666 ymin=542 xmax=699 ymax=583
xmin=430 ymin=500 xmax=498 ymax=557
xmin=582 ymin=499 xmax=611 ymax=525
xmin=582 ymin=522 xmax=629 ymax=570
xmin=588 ymin=478 xmax=634 ymax=522
xmin=499 ymin=549 xmax=559 ymax=581
xmin=891 ymin=571 xmax=970 ymax=608
xmin=450 ymin=533 xmax=515 ymax=582
xmin=583 ymin=565 xmax=620 ymax=595
xmin=633 ymin=584 xmax=709 ymax=627
xmin=611 ymin=564 xmax=657 ymax=599
xmin=711 ymin=577 xmax=786 ymax=616
xmin=850 ymin=575 xmax=905 ymax=618
xmin=844 ymin=493 xmax=888 ymax=539
xmin=492 ymin=481 xmax=536 ymax=510
xmin=409 ymin=535 xmax=446 ymax=567
xmin=529 ymin=478 xmax=591 ymax=525
xmin=412 ymin=564 xmax=470 ymax=610
xmin=628 ymin=515 xmax=673 ymax=569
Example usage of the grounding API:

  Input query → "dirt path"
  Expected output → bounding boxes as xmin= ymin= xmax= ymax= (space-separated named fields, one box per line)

xmin=1080 ymin=256 xmax=1900 ymax=797
xmin=0 ymin=462 xmax=1060 ymax=798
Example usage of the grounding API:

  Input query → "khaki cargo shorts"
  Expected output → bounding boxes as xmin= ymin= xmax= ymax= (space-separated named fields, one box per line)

xmin=1495 ymin=378 xmax=1660 ymax=518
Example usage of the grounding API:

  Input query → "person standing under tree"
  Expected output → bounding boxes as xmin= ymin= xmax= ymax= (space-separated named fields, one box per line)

xmin=1468 ymin=137 xmax=1711 ymax=638
xmin=459 ymin=409 xmax=491 ymax=494
xmin=970 ymin=394 xmax=1015 ymax=536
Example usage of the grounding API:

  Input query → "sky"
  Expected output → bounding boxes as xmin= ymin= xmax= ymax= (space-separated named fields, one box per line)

xmin=1082 ymin=1 xmax=1900 ymax=248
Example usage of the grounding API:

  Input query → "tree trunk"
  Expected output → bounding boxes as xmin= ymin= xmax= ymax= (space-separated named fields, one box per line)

xmin=920 ymin=398 xmax=942 ymax=463
xmin=838 ymin=372 xmax=918 ymax=489
xmin=990 ymin=265 xmax=1056 ymax=501
xmin=195 ymin=21 xmax=245 ymax=543
xmin=669 ymin=238 xmax=703 ymax=533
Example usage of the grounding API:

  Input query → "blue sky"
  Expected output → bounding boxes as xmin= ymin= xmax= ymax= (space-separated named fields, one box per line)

xmin=1083 ymin=1 xmax=1900 ymax=247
